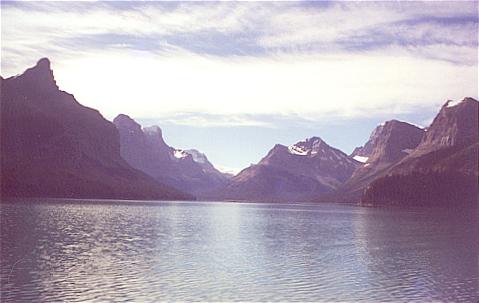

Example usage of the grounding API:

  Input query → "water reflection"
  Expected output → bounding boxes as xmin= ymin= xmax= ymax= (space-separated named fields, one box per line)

xmin=353 ymin=207 xmax=479 ymax=302
xmin=1 ymin=200 xmax=477 ymax=302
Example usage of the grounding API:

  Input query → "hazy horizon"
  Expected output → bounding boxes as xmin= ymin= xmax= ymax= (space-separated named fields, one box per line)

xmin=2 ymin=1 xmax=478 ymax=173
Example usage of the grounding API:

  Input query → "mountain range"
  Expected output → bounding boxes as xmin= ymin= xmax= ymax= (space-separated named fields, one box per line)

xmin=361 ymin=98 xmax=478 ymax=207
xmin=212 ymin=137 xmax=360 ymax=202
xmin=1 ymin=58 xmax=191 ymax=200
xmin=1 ymin=58 xmax=477 ymax=207
xmin=113 ymin=114 xmax=231 ymax=196
xmin=334 ymin=120 xmax=425 ymax=202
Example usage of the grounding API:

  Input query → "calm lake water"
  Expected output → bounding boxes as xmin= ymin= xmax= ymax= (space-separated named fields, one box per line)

xmin=1 ymin=199 xmax=477 ymax=302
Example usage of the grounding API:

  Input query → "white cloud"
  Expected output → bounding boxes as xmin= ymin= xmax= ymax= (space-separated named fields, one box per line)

xmin=1 ymin=1 xmax=477 ymax=126
xmin=216 ymin=165 xmax=241 ymax=176
xmin=39 ymin=49 xmax=475 ymax=123
xmin=0 ymin=2 xmax=251 ymax=45
xmin=258 ymin=2 xmax=478 ymax=50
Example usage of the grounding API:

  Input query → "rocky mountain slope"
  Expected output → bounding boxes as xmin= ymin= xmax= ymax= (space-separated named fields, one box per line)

xmin=3 ymin=59 xmax=475 ymax=206
xmin=333 ymin=120 xmax=425 ymax=202
xmin=361 ymin=98 xmax=478 ymax=206
xmin=215 ymin=137 xmax=360 ymax=202
xmin=113 ymin=115 xmax=230 ymax=196
xmin=1 ymin=58 xmax=191 ymax=200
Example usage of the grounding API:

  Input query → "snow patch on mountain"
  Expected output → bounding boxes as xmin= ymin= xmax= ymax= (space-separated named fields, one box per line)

xmin=174 ymin=149 xmax=188 ymax=159
xmin=353 ymin=155 xmax=369 ymax=163
xmin=217 ymin=165 xmax=240 ymax=176
xmin=446 ymin=99 xmax=463 ymax=108
xmin=394 ymin=119 xmax=424 ymax=129
xmin=186 ymin=149 xmax=207 ymax=164
xmin=288 ymin=145 xmax=308 ymax=156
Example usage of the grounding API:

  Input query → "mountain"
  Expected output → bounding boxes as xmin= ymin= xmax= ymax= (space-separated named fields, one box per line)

xmin=215 ymin=137 xmax=360 ymax=202
xmin=413 ymin=98 xmax=478 ymax=151
xmin=113 ymin=115 xmax=231 ymax=196
xmin=333 ymin=120 xmax=425 ymax=202
xmin=186 ymin=149 xmax=233 ymax=180
xmin=1 ymin=58 xmax=191 ymax=200
xmin=351 ymin=120 xmax=424 ymax=163
xmin=361 ymin=98 xmax=478 ymax=206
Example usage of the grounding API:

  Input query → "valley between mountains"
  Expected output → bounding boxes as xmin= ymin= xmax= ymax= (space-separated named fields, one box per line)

xmin=2 ymin=59 xmax=477 ymax=207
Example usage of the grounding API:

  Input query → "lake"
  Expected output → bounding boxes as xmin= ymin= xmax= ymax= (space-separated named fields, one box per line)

xmin=1 ymin=199 xmax=477 ymax=302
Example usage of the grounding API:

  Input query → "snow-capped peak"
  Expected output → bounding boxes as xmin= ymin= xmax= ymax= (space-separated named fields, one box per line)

xmin=288 ymin=145 xmax=308 ymax=156
xmin=288 ymin=137 xmax=325 ymax=156
xmin=173 ymin=149 xmax=188 ymax=159
xmin=446 ymin=99 xmax=463 ymax=108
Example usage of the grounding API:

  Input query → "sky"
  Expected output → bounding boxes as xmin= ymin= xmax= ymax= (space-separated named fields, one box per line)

xmin=1 ymin=1 xmax=478 ymax=174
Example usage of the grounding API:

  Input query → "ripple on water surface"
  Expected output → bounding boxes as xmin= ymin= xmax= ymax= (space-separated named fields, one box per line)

xmin=1 ymin=200 xmax=478 ymax=302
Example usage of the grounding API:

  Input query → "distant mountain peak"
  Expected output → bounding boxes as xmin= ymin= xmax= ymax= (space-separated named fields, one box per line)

xmin=186 ymin=149 xmax=208 ymax=164
xmin=144 ymin=125 xmax=162 ymax=135
xmin=288 ymin=144 xmax=308 ymax=156
xmin=386 ymin=119 xmax=407 ymax=126
xmin=219 ymin=135 xmax=358 ymax=202
xmin=142 ymin=125 xmax=170 ymax=151
xmin=113 ymin=116 xmax=231 ymax=196
xmin=375 ymin=119 xmax=422 ymax=132
xmin=288 ymin=136 xmax=328 ymax=156
xmin=173 ymin=149 xmax=189 ymax=159
xmin=444 ymin=97 xmax=477 ymax=109
xmin=114 ymin=113 xmax=132 ymax=121
xmin=351 ymin=119 xmax=424 ymax=163
xmin=307 ymin=136 xmax=323 ymax=143
xmin=419 ymin=97 xmax=478 ymax=149
xmin=113 ymin=114 xmax=142 ymax=131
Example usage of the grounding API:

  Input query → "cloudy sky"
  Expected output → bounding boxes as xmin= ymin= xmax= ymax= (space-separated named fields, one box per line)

xmin=1 ymin=1 xmax=478 ymax=173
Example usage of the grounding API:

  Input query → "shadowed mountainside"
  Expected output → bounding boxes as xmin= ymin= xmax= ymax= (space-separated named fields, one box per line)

xmin=113 ymin=114 xmax=231 ymax=196
xmin=213 ymin=137 xmax=360 ymax=202
xmin=328 ymin=120 xmax=425 ymax=202
xmin=1 ymin=58 xmax=476 ymax=207
xmin=360 ymin=98 xmax=478 ymax=206
xmin=1 ymin=58 xmax=192 ymax=200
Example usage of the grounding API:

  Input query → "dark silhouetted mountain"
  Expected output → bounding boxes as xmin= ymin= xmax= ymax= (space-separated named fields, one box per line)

xmin=215 ymin=137 xmax=359 ymax=202
xmin=361 ymin=98 xmax=478 ymax=206
xmin=1 ymin=58 xmax=192 ymax=200
xmin=332 ymin=120 xmax=424 ymax=202
xmin=113 ymin=115 xmax=231 ymax=196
